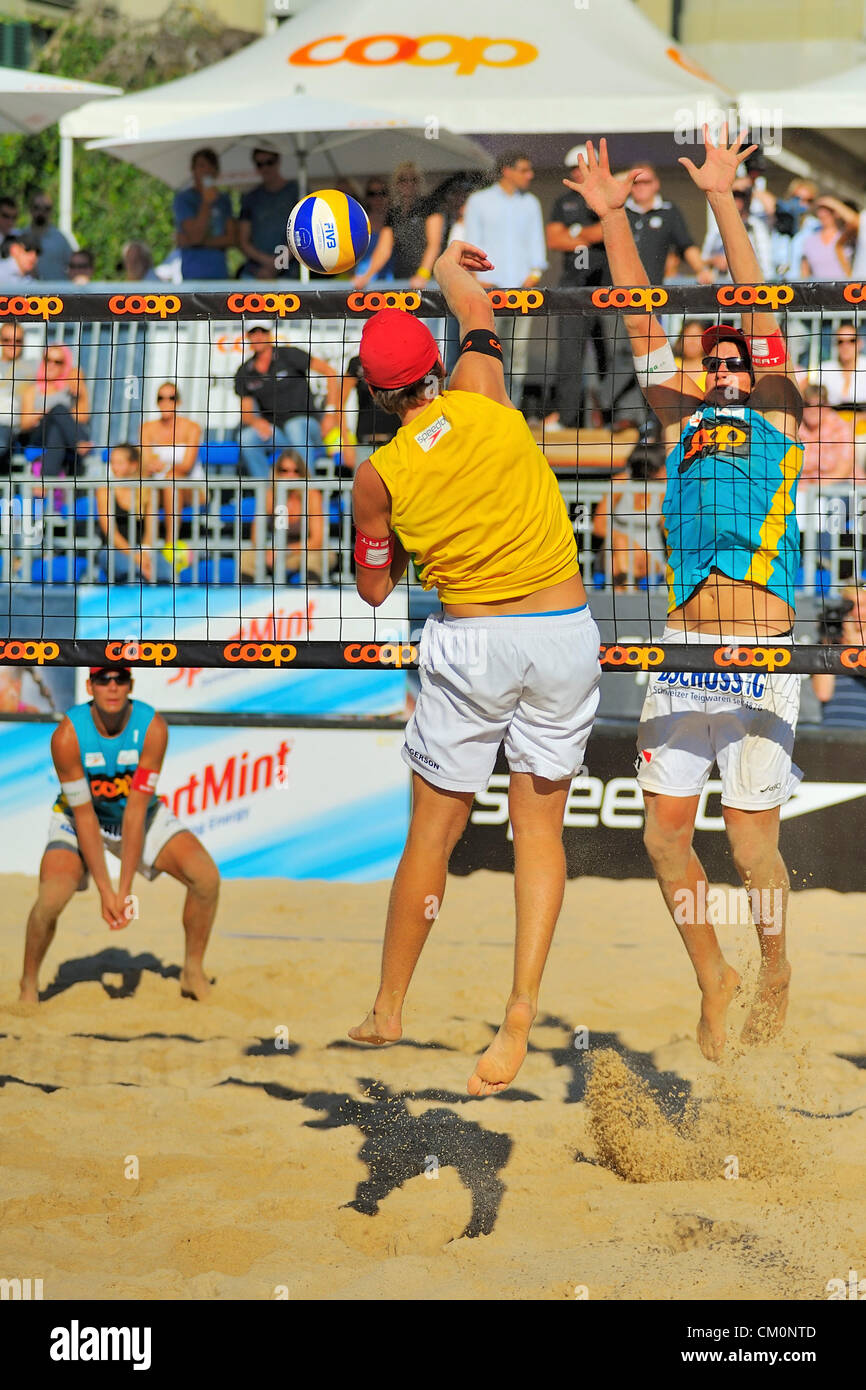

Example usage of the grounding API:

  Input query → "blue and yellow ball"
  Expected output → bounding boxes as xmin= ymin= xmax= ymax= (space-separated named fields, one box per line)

xmin=286 ymin=190 xmax=371 ymax=275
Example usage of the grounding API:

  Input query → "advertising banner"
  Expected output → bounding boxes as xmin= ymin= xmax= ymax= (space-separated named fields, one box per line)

xmin=74 ymin=585 xmax=409 ymax=715
xmin=0 ymin=721 xmax=408 ymax=882
xmin=450 ymin=724 xmax=866 ymax=891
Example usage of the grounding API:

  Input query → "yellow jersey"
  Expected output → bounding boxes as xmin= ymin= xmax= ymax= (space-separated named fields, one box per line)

xmin=368 ymin=390 xmax=578 ymax=603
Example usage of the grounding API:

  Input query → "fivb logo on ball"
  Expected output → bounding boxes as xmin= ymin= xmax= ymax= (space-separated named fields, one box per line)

xmin=287 ymin=190 xmax=370 ymax=275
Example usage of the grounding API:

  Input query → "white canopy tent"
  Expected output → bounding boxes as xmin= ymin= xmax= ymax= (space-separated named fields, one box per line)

xmin=60 ymin=0 xmax=727 ymax=230
xmin=0 ymin=66 xmax=120 ymax=134
xmin=86 ymin=95 xmax=493 ymax=190
xmin=740 ymin=63 xmax=866 ymax=196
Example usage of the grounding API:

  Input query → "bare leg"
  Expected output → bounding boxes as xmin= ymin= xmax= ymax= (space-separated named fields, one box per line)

xmin=468 ymin=773 xmax=570 ymax=1095
xmin=724 ymin=805 xmax=791 ymax=1045
xmin=154 ymin=832 xmax=220 ymax=1000
xmin=19 ymin=849 xmax=83 ymax=1003
xmin=349 ymin=774 xmax=473 ymax=1044
xmin=643 ymin=792 xmax=740 ymax=1061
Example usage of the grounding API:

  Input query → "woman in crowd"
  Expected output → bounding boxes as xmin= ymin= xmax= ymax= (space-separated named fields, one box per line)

xmin=19 ymin=344 xmax=94 ymax=480
xmin=245 ymin=448 xmax=328 ymax=584
xmin=673 ymin=319 xmax=708 ymax=393
xmin=351 ymin=177 xmax=393 ymax=283
xmin=140 ymin=382 xmax=204 ymax=545
xmin=353 ymin=161 xmax=443 ymax=290
xmin=96 ymin=443 xmax=171 ymax=583
xmin=800 ymin=196 xmax=858 ymax=280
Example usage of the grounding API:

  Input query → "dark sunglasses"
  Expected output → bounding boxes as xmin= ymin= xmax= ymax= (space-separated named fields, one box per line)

xmin=366 ymin=188 xmax=387 ymax=197
xmin=32 ymin=202 xmax=52 ymax=212
xmin=702 ymin=355 xmax=751 ymax=373
xmin=254 ymin=156 xmax=278 ymax=168
xmin=46 ymin=355 xmax=66 ymax=365
xmin=91 ymin=671 xmax=131 ymax=686
xmin=157 ymin=392 xmax=177 ymax=401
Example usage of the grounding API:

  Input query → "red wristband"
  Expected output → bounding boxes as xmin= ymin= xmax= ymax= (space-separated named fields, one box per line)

xmin=354 ymin=530 xmax=394 ymax=569
xmin=747 ymin=331 xmax=786 ymax=369
xmin=131 ymin=766 xmax=158 ymax=795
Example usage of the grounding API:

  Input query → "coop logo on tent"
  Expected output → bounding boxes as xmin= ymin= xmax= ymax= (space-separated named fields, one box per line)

xmin=0 ymin=295 xmax=63 ymax=320
xmin=347 ymin=291 xmax=421 ymax=313
xmin=108 ymin=294 xmax=181 ymax=318
xmin=227 ymin=292 xmax=301 ymax=317
xmin=289 ymin=34 xmax=538 ymax=77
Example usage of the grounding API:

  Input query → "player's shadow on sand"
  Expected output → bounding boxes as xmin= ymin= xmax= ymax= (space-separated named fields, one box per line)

xmin=531 ymin=1013 xmax=693 ymax=1118
xmin=221 ymin=1075 xmax=512 ymax=1238
xmin=244 ymin=1038 xmax=301 ymax=1058
xmin=40 ymin=948 xmax=180 ymax=1002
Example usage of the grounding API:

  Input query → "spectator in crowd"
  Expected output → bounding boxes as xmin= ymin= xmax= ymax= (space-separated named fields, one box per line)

xmin=121 ymin=240 xmax=158 ymax=281
xmin=18 ymin=345 xmax=93 ymax=479
xmin=238 ymin=147 xmax=299 ymax=280
xmin=245 ymin=448 xmax=328 ymax=583
xmin=601 ymin=164 xmax=711 ymax=429
xmin=234 ymin=321 xmax=339 ymax=478
xmin=546 ymin=143 xmax=610 ymax=431
xmin=0 ymin=231 xmax=38 ymax=283
xmin=341 ymin=352 xmax=397 ymax=451
xmin=592 ymin=439 xmax=667 ymax=589
xmin=773 ymin=178 xmax=818 ymax=278
xmin=0 ymin=321 xmax=37 ymax=474
xmin=25 ymin=192 xmax=73 ymax=280
xmin=702 ymin=178 xmax=774 ymax=280
xmin=798 ymin=383 xmax=861 ymax=483
xmin=353 ymin=161 xmax=444 ymax=290
xmin=0 ymin=195 xmax=20 ymax=240
xmin=460 ymin=150 xmax=547 ymax=403
xmin=140 ymin=382 xmax=204 ymax=545
xmin=800 ymin=195 xmax=858 ymax=280
xmin=173 ymin=148 xmax=236 ymax=281
xmin=68 ymin=248 xmax=94 ymax=284
xmin=813 ymin=322 xmax=866 ymax=408
xmin=811 ymin=587 xmax=866 ymax=727
xmin=352 ymin=176 xmax=392 ymax=283
xmin=96 ymin=444 xmax=170 ymax=584
xmin=673 ymin=318 xmax=708 ymax=392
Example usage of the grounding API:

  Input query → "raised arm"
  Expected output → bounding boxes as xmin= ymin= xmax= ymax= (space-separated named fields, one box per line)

xmin=433 ymin=240 xmax=512 ymax=406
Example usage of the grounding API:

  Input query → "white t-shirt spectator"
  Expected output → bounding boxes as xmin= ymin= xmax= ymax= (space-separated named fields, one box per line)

xmin=701 ymin=215 xmax=774 ymax=281
xmin=462 ymin=183 xmax=546 ymax=286
xmin=814 ymin=356 xmax=866 ymax=407
xmin=0 ymin=256 xmax=31 ymax=284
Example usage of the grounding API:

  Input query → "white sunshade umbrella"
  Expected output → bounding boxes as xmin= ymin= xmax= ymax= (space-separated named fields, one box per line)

xmin=0 ymin=65 xmax=121 ymax=134
xmin=85 ymin=95 xmax=493 ymax=191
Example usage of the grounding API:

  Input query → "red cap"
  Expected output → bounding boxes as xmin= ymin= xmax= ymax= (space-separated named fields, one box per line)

xmin=701 ymin=322 xmax=751 ymax=360
xmin=89 ymin=665 xmax=131 ymax=676
xmin=359 ymin=308 xmax=441 ymax=390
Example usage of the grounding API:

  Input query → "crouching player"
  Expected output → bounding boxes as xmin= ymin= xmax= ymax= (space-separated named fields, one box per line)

xmin=567 ymin=129 xmax=804 ymax=1060
xmin=19 ymin=664 xmax=219 ymax=1003
xmin=349 ymin=239 xmax=601 ymax=1094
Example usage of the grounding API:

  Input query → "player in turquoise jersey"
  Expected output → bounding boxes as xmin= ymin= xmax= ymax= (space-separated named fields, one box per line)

xmin=567 ymin=128 xmax=803 ymax=1061
xmin=19 ymin=663 xmax=219 ymax=1004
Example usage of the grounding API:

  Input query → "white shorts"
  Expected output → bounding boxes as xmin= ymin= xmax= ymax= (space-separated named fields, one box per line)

xmin=45 ymin=801 xmax=186 ymax=888
xmin=636 ymin=628 xmax=803 ymax=810
xmin=403 ymin=607 xmax=601 ymax=792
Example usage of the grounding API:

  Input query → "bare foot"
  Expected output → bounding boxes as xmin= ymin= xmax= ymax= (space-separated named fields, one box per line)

xmin=180 ymin=966 xmax=213 ymax=1001
xmin=697 ymin=964 xmax=741 ymax=1062
xmin=18 ymin=979 xmax=39 ymax=1005
xmin=467 ymin=998 xmax=535 ymax=1096
xmin=742 ymin=962 xmax=791 ymax=1046
xmin=348 ymin=1008 xmax=402 ymax=1045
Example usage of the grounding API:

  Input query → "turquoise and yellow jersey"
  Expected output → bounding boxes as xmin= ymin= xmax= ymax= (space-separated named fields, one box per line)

xmin=53 ymin=699 xmax=161 ymax=831
xmin=663 ymin=404 xmax=803 ymax=612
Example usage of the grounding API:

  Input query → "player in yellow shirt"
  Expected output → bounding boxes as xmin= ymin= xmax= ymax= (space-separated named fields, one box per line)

xmin=349 ymin=239 xmax=601 ymax=1094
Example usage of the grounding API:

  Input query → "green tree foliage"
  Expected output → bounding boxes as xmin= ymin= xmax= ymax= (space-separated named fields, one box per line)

xmin=0 ymin=2 xmax=254 ymax=276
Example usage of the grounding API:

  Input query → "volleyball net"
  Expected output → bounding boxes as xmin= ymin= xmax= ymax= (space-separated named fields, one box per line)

xmin=0 ymin=282 xmax=865 ymax=673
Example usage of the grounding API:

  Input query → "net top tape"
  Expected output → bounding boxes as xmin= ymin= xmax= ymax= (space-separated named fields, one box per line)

xmin=2 ymin=282 xmax=863 ymax=322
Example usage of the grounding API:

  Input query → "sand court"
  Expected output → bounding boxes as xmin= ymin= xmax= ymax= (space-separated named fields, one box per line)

xmin=1 ymin=870 xmax=864 ymax=1301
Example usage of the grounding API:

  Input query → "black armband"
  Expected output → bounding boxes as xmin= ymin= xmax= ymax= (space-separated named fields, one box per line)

xmin=459 ymin=328 xmax=503 ymax=360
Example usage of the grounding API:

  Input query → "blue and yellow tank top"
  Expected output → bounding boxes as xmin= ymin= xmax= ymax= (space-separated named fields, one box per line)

xmin=663 ymin=404 xmax=803 ymax=612
xmin=369 ymin=390 xmax=578 ymax=603
xmin=54 ymin=699 xmax=160 ymax=831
